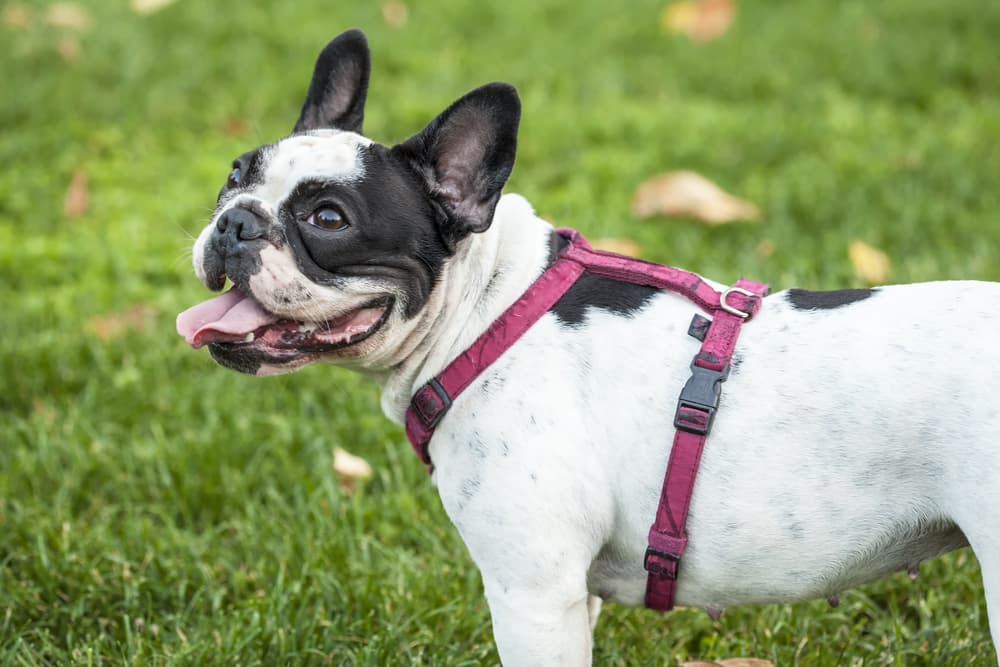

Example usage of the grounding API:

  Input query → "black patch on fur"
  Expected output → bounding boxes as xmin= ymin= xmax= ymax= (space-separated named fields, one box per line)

xmin=216 ymin=147 xmax=269 ymax=202
xmin=280 ymin=146 xmax=450 ymax=318
xmin=294 ymin=29 xmax=371 ymax=133
xmin=547 ymin=231 xmax=569 ymax=264
xmin=786 ymin=288 xmax=877 ymax=311
xmin=551 ymin=274 xmax=658 ymax=327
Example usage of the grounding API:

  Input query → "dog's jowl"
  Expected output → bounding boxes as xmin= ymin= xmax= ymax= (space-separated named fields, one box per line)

xmin=177 ymin=29 xmax=999 ymax=666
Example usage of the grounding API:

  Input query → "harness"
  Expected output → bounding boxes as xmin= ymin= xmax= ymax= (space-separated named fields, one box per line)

xmin=404 ymin=228 xmax=768 ymax=611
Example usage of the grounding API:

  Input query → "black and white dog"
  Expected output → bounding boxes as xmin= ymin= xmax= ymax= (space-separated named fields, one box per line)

xmin=177 ymin=29 xmax=998 ymax=665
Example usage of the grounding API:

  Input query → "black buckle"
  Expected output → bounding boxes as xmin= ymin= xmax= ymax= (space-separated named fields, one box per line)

xmin=673 ymin=362 xmax=729 ymax=436
xmin=412 ymin=378 xmax=452 ymax=428
xmin=643 ymin=548 xmax=680 ymax=579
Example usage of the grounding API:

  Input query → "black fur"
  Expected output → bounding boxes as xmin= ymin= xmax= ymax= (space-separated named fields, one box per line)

xmin=394 ymin=83 xmax=521 ymax=248
xmin=552 ymin=275 xmax=659 ymax=327
xmin=279 ymin=146 xmax=450 ymax=318
xmin=786 ymin=288 xmax=877 ymax=311
xmin=546 ymin=232 xmax=658 ymax=326
xmin=294 ymin=29 xmax=371 ymax=133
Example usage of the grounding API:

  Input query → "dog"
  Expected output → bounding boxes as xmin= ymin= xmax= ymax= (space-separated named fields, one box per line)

xmin=176 ymin=29 xmax=999 ymax=666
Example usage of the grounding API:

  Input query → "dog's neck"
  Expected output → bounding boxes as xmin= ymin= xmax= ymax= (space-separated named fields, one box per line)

xmin=377 ymin=194 xmax=553 ymax=424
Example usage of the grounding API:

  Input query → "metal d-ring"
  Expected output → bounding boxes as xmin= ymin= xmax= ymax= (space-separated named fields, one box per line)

xmin=720 ymin=286 xmax=755 ymax=318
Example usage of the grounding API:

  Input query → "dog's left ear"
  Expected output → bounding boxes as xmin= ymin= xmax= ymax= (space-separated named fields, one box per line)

xmin=294 ymin=29 xmax=371 ymax=134
xmin=394 ymin=83 xmax=520 ymax=245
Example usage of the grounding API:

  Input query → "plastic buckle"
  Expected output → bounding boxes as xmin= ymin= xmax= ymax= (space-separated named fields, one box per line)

xmin=643 ymin=548 xmax=681 ymax=579
xmin=673 ymin=362 xmax=730 ymax=435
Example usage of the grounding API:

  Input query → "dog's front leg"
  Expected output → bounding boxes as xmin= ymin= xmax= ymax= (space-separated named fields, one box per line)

xmin=483 ymin=576 xmax=594 ymax=666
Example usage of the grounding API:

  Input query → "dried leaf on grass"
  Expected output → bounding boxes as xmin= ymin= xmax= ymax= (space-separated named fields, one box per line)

xmin=333 ymin=447 xmax=373 ymax=492
xmin=45 ymin=2 xmax=91 ymax=31
xmin=381 ymin=1 xmax=408 ymax=28
xmin=590 ymin=238 xmax=642 ymax=257
xmin=130 ymin=0 xmax=178 ymax=15
xmin=63 ymin=168 xmax=89 ymax=218
xmin=755 ymin=239 xmax=775 ymax=260
xmin=660 ymin=0 xmax=736 ymax=42
xmin=848 ymin=240 xmax=890 ymax=284
xmin=223 ymin=116 xmax=249 ymax=137
xmin=631 ymin=170 xmax=759 ymax=224
xmin=2 ymin=3 xmax=34 ymax=29
xmin=679 ymin=660 xmax=775 ymax=667
xmin=85 ymin=304 xmax=158 ymax=341
xmin=56 ymin=35 xmax=80 ymax=62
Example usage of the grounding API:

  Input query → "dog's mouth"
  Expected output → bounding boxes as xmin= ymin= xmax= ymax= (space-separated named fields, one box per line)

xmin=176 ymin=287 xmax=392 ymax=359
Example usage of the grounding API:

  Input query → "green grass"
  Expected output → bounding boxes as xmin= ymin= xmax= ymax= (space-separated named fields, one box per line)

xmin=2 ymin=0 xmax=999 ymax=664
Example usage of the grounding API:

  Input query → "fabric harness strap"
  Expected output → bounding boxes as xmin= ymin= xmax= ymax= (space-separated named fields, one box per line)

xmin=403 ymin=228 xmax=768 ymax=612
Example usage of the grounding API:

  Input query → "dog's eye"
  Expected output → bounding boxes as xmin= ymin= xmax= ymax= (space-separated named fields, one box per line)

xmin=226 ymin=167 xmax=242 ymax=189
xmin=308 ymin=206 xmax=349 ymax=231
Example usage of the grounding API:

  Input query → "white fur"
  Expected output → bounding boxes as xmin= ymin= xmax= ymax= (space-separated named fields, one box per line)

xmin=375 ymin=195 xmax=1000 ymax=665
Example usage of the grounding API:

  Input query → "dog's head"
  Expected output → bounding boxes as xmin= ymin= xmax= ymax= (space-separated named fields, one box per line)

xmin=177 ymin=29 xmax=520 ymax=375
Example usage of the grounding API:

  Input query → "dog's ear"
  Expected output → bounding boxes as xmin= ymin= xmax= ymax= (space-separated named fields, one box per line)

xmin=294 ymin=29 xmax=371 ymax=134
xmin=394 ymin=83 xmax=520 ymax=245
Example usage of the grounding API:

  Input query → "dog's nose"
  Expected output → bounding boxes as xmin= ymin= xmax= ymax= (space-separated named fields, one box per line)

xmin=216 ymin=207 xmax=265 ymax=241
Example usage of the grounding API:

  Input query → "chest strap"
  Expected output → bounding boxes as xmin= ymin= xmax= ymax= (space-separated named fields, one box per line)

xmin=403 ymin=228 xmax=767 ymax=612
xmin=643 ymin=276 xmax=768 ymax=611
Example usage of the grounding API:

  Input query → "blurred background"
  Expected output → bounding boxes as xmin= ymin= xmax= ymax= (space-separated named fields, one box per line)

xmin=1 ymin=0 xmax=998 ymax=664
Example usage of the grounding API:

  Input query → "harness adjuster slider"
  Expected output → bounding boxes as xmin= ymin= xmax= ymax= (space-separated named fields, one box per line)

xmin=643 ymin=548 xmax=681 ymax=580
xmin=673 ymin=362 xmax=730 ymax=436
xmin=412 ymin=378 xmax=452 ymax=428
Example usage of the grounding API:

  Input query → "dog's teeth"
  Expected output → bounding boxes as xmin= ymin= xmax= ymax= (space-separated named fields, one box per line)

xmin=244 ymin=332 xmax=255 ymax=342
xmin=705 ymin=606 xmax=723 ymax=621
xmin=908 ymin=562 xmax=920 ymax=580
xmin=299 ymin=322 xmax=319 ymax=333
xmin=827 ymin=594 xmax=840 ymax=608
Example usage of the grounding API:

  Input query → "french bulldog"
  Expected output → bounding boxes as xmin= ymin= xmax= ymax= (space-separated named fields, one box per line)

xmin=177 ymin=29 xmax=999 ymax=666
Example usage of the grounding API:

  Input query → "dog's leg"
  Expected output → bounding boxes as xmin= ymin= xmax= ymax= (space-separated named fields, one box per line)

xmin=483 ymin=578 xmax=593 ymax=667
xmin=587 ymin=594 xmax=602 ymax=633
xmin=984 ymin=557 xmax=1000 ymax=656
xmin=946 ymin=478 xmax=1000 ymax=654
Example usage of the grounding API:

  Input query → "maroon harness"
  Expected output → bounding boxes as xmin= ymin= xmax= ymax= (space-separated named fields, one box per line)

xmin=404 ymin=228 xmax=768 ymax=611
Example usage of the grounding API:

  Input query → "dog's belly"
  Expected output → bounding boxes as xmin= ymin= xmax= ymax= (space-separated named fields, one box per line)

xmin=588 ymin=517 xmax=970 ymax=608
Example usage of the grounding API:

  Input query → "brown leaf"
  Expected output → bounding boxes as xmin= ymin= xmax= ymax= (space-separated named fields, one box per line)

xmin=678 ymin=662 xmax=723 ymax=667
xmin=130 ymin=0 xmax=178 ymax=15
xmin=631 ymin=170 xmax=759 ymax=224
xmin=56 ymin=35 xmax=80 ymax=63
xmin=223 ymin=116 xmax=249 ymax=137
xmin=63 ymin=168 xmax=89 ymax=218
xmin=590 ymin=238 xmax=642 ymax=257
xmin=755 ymin=239 xmax=775 ymax=259
xmin=333 ymin=447 xmax=373 ymax=492
xmin=2 ymin=3 xmax=34 ymax=29
xmin=848 ymin=241 xmax=890 ymax=284
xmin=85 ymin=304 xmax=157 ymax=341
xmin=661 ymin=0 xmax=735 ymax=42
xmin=45 ymin=2 xmax=92 ymax=31
xmin=381 ymin=1 xmax=409 ymax=28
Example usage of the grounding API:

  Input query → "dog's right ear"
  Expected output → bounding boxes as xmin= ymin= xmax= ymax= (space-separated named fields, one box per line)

xmin=294 ymin=29 xmax=371 ymax=134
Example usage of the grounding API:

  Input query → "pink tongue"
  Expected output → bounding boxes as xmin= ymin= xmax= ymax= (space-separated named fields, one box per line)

xmin=176 ymin=287 xmax=279 ymax=348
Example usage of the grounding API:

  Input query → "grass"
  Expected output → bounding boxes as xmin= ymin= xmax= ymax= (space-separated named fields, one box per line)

xmin=2 ymin=0 xmax=999 ymax=664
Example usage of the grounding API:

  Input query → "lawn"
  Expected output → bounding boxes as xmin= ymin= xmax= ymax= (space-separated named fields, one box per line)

xmin=2 ymin=0 xmax=999 ymax=664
